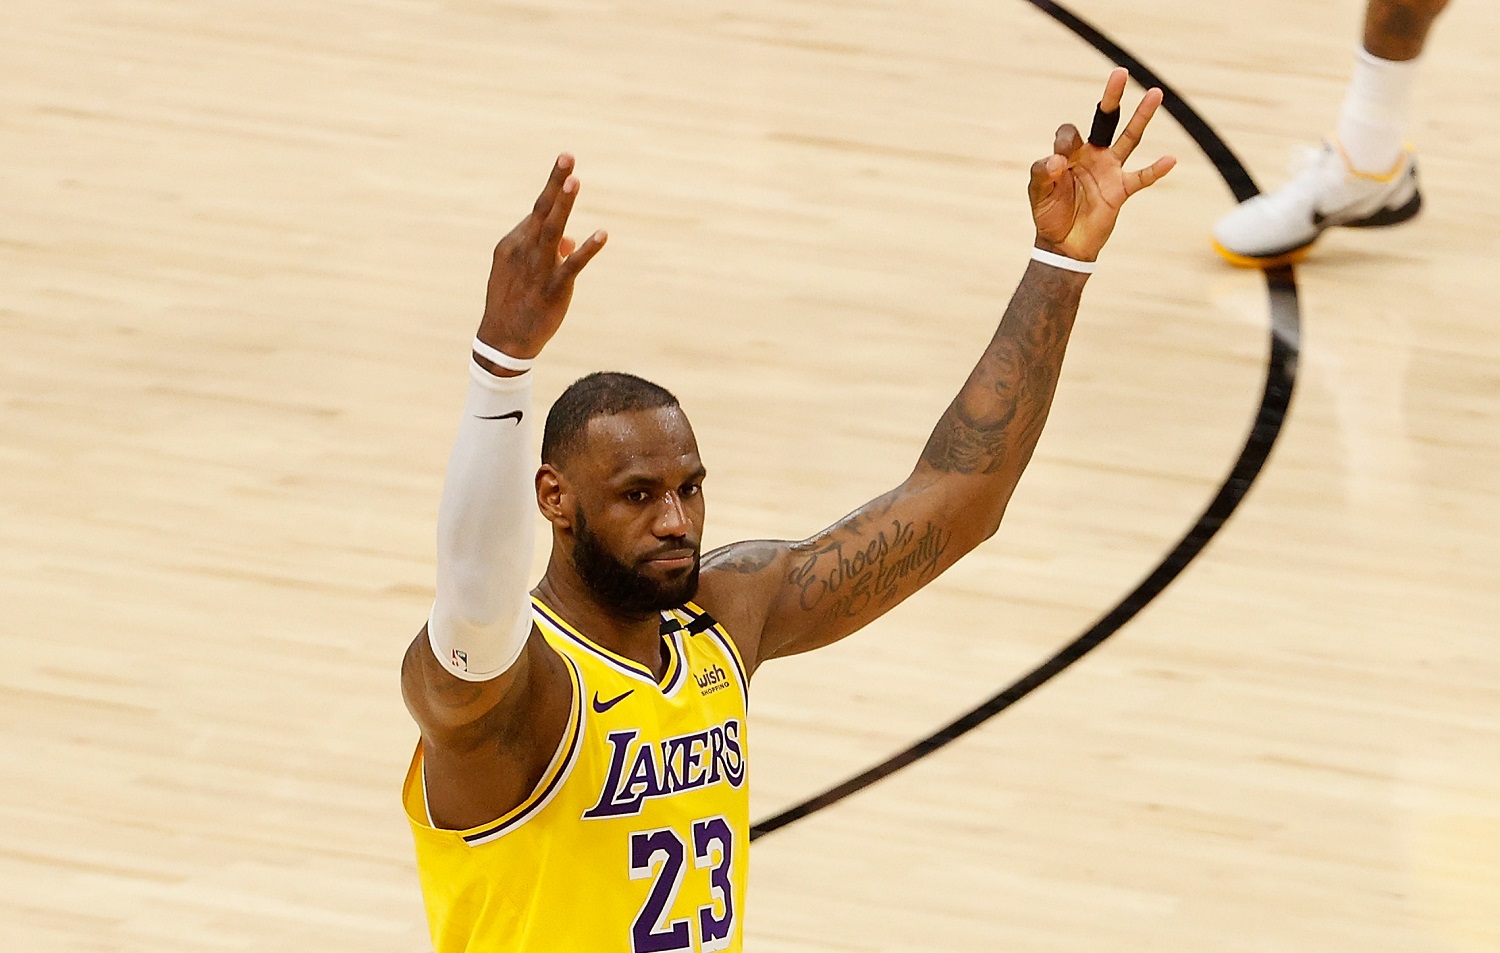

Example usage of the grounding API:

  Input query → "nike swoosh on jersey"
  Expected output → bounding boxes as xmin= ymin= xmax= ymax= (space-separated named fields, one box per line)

xmin=475 ymin=411 xmax=523 ymax=423
xmin=592 ymin=689 xmax=633 ymax=713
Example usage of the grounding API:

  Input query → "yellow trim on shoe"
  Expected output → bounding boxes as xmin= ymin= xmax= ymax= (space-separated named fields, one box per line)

xmin=1212 ymin=238 xmax=1313 ymax=270
xmin=1331 ymin=137 xmax=1411 ymax=184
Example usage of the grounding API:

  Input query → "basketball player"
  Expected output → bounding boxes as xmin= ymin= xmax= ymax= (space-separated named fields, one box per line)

xmin=401 ymin=68 xmax=1175 ymax=952
xmin=1213 ymin=0 xmax=1449 ymax=266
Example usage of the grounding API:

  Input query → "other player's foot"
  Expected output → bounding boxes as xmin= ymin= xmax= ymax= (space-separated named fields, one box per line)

xmin=1212 ymin=140 xmax=1422 ymax=268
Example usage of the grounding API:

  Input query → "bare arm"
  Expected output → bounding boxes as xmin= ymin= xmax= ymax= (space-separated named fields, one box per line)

xmin=700 ymin=69 xmax=1175 ymax=670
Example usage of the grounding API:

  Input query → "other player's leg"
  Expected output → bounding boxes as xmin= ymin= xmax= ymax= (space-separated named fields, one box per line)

xmin=1213 ymin=0 xmax=1450 ymax=268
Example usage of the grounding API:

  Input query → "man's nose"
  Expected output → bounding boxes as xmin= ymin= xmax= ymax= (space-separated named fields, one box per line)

xmin=654 ymin=492 xmax=691 ymax=537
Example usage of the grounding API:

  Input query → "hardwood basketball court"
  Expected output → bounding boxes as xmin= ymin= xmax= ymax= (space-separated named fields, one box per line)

xmin=1 ymin=0 xmax=1496 ymax=949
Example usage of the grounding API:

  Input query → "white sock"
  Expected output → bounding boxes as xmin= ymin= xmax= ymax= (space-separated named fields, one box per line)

xmin=1335 ymin=48 xmax=1419 ymax=175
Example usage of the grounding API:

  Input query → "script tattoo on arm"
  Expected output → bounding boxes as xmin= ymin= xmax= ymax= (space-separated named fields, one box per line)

xmin=787 ymin=515 xmax=953 ymax=624
xmin=733 ymin=490 xmax=957 ymax=661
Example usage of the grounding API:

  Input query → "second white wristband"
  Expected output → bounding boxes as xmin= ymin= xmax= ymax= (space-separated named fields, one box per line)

xmin=1031 ymin=247 xmax=1097 ymax=274
xmin=472 ymin=336 xmax=535 ymax=372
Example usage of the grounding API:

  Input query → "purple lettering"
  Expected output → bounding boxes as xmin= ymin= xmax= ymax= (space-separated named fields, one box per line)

xmin=705 ymin=727 xmax=725 ymax=785
xmin=582 ymin=729 xmax=643 ymax=819
xmin=582 ymin=720 xmax=745 ymax=821
xmin=681 ymin=730 xmax=709 ymax=790
xmin=624 ymin=744 xmax=662 ymax=803
xmin=721 ymin=719 xmax=745 ymax=786
xmin=659 ymin=736 xmax=688 ymax=794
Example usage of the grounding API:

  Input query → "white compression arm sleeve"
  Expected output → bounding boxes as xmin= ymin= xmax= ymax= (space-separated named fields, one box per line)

xmin=427 ymin=359 xmax=537 ymax=681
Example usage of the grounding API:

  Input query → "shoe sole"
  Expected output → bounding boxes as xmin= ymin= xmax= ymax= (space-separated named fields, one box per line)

xmin=1212 ymin=239 xmax=1313 ymax=270
xmin=1212 ymin=186 xmax=1424 ymax=270
xmin=1343 ymin=188 xmax=1422 ymax=229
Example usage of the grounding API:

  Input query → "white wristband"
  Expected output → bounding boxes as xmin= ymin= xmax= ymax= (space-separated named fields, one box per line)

xmin=1031 ymin=247 xmax=1097 ymax=274
xmin=472 ymin=336 xmax=535 ymax=372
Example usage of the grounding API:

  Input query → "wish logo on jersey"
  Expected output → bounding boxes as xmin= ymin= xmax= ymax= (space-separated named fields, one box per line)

xmin=582 ymin=719 xmax=745 ymax=819
xmin=695 ymin=663 xmax=730 ymax=695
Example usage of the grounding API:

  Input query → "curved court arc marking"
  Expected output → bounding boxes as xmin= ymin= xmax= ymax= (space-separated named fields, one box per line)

xmin=750 ymin=0 xmax=1302 ymax=842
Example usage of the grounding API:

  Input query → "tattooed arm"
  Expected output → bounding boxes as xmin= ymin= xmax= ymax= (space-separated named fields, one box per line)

xmin=700 ymin=263 xmax=1085 ymax=667
xmin=698 ymin=69 xmax=1175 ymax=672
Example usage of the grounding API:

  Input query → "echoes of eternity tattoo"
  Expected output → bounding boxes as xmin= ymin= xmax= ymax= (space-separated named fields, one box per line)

xmin=788 ymin=518 xmax=951 ymax=622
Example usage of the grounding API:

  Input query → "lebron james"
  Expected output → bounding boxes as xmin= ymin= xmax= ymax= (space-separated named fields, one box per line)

xmin=400 ymin=69 xmax=1176 ymax=952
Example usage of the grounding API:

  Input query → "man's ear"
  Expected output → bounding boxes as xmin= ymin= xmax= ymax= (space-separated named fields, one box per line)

xmin=536 ymin=464 xmax=574 ymax=530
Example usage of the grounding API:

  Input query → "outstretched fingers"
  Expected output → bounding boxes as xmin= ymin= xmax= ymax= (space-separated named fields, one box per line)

xmin=538 ymin=173 xmax=581 ymax=250
xmin=512 ymin=153 xmax=606 ymax=291
xmin=527 ymin=154 xmax=575 ymax=237
xmin=1124 ymin=154 xmax=1177 ymax=196
xmin=1111 ymin=87 xmax=1165 ymax=162
xmin=1099 ymin=67 xmax=1127 ymax=114
xmin=553 ymin=229 xmax=609 ymax=286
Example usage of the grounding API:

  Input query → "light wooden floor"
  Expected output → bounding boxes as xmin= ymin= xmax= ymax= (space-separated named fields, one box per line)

xmin=2 ymin=0 xmax=1497 ymax=950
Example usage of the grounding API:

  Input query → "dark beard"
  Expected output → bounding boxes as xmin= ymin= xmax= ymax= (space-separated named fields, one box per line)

xmin=571 ymin=511 xmax=700 ymax=617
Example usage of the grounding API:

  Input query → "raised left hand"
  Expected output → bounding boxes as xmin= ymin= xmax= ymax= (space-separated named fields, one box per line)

xmin=1029 ymin=68 xmax=1176 ymax=262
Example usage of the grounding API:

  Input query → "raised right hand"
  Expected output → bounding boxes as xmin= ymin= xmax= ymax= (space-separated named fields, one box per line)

xmin=478 ymin=154 xmax=608 ymax=361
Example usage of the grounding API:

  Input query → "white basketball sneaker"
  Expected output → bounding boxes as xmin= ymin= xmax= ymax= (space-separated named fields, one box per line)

xmin=1213 ymin=140 xmax=1422 ymax=268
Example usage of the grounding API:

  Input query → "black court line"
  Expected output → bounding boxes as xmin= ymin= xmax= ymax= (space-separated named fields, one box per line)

xmin=750 ymin=0 xmax=1301 ymax=842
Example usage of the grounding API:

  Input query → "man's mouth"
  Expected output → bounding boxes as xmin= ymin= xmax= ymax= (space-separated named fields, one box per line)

xmin=643 ymin=548 xmax=697 ymax=569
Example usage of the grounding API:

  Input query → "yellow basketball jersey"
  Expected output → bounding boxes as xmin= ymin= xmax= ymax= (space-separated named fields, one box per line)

xmin=404 ymin=597 xmax=750 ymax=953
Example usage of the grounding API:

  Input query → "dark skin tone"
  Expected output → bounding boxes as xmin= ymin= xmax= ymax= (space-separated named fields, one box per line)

xmin=1363 ymin=0 xmax=1449 ymax=61
xmin=402 ymin=69 xmax=1176 ymax=831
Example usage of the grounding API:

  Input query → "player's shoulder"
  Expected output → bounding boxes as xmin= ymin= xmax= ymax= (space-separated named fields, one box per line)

xmin=701 ymin=539 xmax=789 ymax=576
xmin=697 ymin=539 xmax=795 ymax=672
xmin=699 ymin=539 xmax=793 ymax=611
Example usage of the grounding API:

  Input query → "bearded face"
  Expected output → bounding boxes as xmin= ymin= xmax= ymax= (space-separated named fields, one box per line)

xmin=571 ymin=508 xmax=700 ymax=616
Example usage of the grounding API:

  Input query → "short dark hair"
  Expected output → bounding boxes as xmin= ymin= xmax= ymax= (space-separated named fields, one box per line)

xmin=541 ymin=371 xmax=680 ymax=465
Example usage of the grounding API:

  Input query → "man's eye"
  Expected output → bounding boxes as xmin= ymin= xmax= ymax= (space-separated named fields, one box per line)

xmin=625 ymin=490 xmax=651 ymax=503
xmin=680 ymin=483 xmax=701 ymax=497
